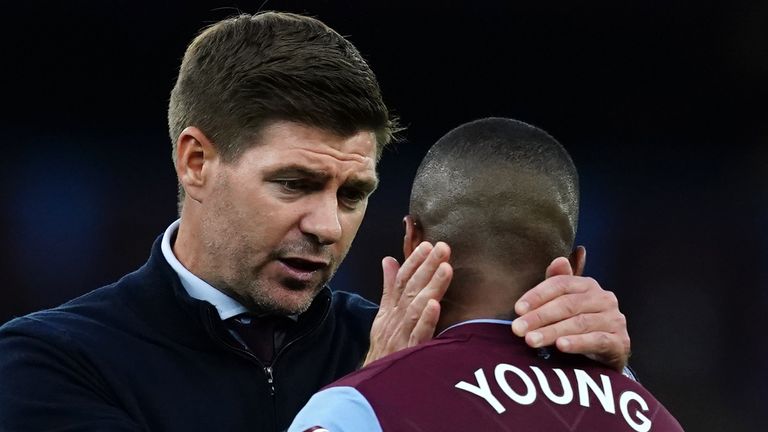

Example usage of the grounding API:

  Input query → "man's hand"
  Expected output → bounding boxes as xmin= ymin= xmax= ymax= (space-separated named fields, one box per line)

xmin=511 ymin=253 xmax=631 ymax=371
xmin=364 ymin=242 xmax=453 ymax=366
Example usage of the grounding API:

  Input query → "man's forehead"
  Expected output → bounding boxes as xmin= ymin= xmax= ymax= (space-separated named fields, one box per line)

xmin=242 ymin=121 xmax=379 ymax=178
xmin=260 ymin=121 xmax=377 ymax=153
xmin=290 ymin=142 xmax=376 ymax=165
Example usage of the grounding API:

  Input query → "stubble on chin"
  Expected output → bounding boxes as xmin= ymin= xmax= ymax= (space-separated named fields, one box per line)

xmin=244 ymin=280 xmax=324 ymax=316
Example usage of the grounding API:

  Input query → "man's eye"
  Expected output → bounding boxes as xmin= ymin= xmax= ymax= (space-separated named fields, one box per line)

xmin=339 ymin=188 xmax=367 ymax=207
xmin=276 ymin=179 xmax=307 ymax=192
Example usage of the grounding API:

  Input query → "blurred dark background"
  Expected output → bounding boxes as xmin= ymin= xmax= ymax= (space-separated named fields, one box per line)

xmin=2 ymin=1 xmax=766 ymax=430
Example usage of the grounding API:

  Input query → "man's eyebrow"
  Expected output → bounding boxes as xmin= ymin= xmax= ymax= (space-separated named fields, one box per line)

xmin=265 ymin=165 xmax=331 ymax=180
xmin=265 ymin=165 xmax=379 ymax=192
xmin=345 ymin=176 xmax=379 ymax=195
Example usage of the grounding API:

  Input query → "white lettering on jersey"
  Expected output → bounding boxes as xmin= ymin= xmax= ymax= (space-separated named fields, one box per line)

xmin=530 ymin=366 xmax=573 ymax=405
xmin=455 ymin=364 xmax=651 ymax=431
xmin=494 ymin=364 xmax=536 ymax=405
xmin=575 ymin=369 xmax=615 ymax=413
xmin=619 ymin=390 xmax=652 ymax=432
xmin=455 ymin=368 xmax=506 ymax=413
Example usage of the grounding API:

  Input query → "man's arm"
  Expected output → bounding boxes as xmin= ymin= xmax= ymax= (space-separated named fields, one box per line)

xmin=364 ymin=242 xmax=631 ymax=371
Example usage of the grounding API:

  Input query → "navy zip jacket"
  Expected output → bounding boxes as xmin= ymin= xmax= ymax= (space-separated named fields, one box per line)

xmin=0 ymin=236 xmax=377 ymax=431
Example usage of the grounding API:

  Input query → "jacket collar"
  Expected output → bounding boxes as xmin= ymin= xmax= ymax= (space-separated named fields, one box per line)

xmin=125 ymin=234 xmax=333 ymax=352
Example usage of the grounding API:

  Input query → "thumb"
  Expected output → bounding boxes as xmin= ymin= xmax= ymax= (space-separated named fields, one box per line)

xmin=545 ymin=256 xmax=574 ymax=278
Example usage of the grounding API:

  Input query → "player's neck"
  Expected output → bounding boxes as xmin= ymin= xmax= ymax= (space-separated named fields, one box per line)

xmin=435 ymin=265 xmax=543 ymax=334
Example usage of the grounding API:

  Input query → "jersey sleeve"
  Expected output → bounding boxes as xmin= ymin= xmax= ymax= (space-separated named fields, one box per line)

xmin=622 ymin=365 xmax=639 ymax=381
xmin=288 ymin=386 xmax=382 ymax=432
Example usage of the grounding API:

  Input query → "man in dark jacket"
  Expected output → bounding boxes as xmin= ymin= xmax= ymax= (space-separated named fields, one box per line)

xmin=0 ymin=13 xmax=631 ymax=432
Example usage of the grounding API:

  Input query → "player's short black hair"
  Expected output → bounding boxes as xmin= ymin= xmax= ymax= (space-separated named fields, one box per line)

xmin=409 ymin=117 xmax=579 ymax=273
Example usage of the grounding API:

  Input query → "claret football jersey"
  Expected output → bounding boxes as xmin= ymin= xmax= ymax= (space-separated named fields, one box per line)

xmin=289 ymin=320 xmax=684 ymax=432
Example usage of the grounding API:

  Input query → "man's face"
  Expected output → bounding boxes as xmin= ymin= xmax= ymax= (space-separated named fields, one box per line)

xmin=199 ymin=121 xmax=378 ymax=315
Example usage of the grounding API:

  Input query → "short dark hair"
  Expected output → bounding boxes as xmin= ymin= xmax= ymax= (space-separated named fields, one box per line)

xmin=168 ymin=11 xmax=396 ymax=164
xmin=409 ymin=117 xmax=579 ymax=272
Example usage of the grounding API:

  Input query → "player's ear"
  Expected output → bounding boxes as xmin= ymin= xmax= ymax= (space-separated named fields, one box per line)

xmin=569 ymin=245 xmax=587 ymax=277
xmin=175 ymin=126 xmax=220 ymax=203
xmin=402 ymin=215 xmax=424 ymax=258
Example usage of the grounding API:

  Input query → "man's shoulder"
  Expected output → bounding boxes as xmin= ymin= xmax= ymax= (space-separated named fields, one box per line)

xmin=329 ymin=289 xmax=378 ymax=325
xmin=1 ymin=270 xmax=141 ymax=341
xmin=330 ymin=289 xmax=378 ymax=310
xmin=0 ymin=250 xmax=173 ymax=347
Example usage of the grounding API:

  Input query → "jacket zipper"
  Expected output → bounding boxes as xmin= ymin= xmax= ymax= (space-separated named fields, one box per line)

xmin=204 ymin=312 xmax=283 ymax=424
xmin=264 ymin=365 xmax=275 ymax=396
xmin=202 ymin=292 xmax=331 ymax=428
xmin=203 ymin=294 xmax=331 ymax=381
xmin=258 ymin=294 xmax=333 ymax=401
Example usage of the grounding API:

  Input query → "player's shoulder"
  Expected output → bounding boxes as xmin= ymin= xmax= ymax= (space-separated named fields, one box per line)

xmin=330 ymin=335 xmax=465 ymax=388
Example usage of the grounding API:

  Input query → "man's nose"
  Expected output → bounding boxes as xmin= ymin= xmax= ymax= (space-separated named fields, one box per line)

xmin=299 ymin=193 xmax=342 ymax=245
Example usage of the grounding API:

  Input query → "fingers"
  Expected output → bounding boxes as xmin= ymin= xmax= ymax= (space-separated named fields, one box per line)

xmin=513 ymin=285 xmax=618 ymax=337
xmin=515 ymin=274 xmax=594 ymax=317
xmin=544 ymin=256 xmax=573 ymax=279
xmin=365 ymin=242 xmax=453 ymax=364
xmin=509 ymin=272 xmax=631 ymax=371
xmin=397 ymin=242 xmax=451 ymax=309
xmin=378 ymin=256 xmax=400 ymax=311
xmin=393 ymin=261 xmax=452 ymax=347
xmin=555 ymin=332 xmax=631 ymax=371
xmin=408 ymin=299 xmax=441 ymax=347
xmin=393 ymin=242 xmax=434 ymax=304
xmin=519 ymin=309 xmax=625 ymax=348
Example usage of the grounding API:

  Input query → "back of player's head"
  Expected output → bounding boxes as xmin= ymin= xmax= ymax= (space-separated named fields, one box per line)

xmin=168 ymin=11 xmax=395 ymax=164
xmin=409 ymin=117 xmax=579 ymax=275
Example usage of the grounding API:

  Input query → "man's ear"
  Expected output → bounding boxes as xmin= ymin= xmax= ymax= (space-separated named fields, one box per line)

xmin=175 ymin=127 xmax=219 ymax=203
xmin=402 ymin=215 xmax=424 ymax=258
xmin=569 ymin=245 xmax=587 ymax=277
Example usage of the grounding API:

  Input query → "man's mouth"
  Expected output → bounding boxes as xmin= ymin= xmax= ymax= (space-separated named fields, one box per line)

xmin=277 ymin=257 xmax=329 ymax=273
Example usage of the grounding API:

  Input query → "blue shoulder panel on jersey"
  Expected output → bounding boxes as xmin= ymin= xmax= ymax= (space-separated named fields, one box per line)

xmin=288 ymin=386 xmax=382 ymax=432
xmin=622 ymin=365 xmax=639 ymax=381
